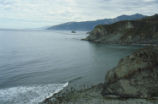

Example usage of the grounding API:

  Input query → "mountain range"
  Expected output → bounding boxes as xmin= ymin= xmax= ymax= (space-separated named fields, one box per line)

xmin=47 ymin=14 xmax=145 ymax=31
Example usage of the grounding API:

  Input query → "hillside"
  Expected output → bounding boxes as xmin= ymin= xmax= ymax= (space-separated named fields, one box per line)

xmin=85 ymin=14 xmax=158 ymax=44
xmin=47 ymin=14 xmax=145 ymax=31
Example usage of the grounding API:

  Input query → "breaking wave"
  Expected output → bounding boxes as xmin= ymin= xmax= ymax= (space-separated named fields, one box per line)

xmin=0 ymin=82 xmax=68 ymax=104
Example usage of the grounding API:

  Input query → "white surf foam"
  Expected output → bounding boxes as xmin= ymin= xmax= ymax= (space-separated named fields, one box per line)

xmin=0 ymin=82 xmax=68 ymax=104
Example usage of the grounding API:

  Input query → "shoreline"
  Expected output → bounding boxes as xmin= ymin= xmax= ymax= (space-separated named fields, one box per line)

xmin=41 ymin=45 xmax=158 ymax=104
xmin=41 ymin=83 xmax=158 ymax=104
xmin=82 ymin=39 xmax=158 ymax=47
xmin=41 ymin=79 xmax=103 ymax=104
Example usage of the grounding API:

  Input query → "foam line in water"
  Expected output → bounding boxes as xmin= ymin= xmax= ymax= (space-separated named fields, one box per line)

xmin=0 ymin=82 xmax=68 ymax=104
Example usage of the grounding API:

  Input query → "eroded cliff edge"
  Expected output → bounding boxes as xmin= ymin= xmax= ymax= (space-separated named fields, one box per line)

xmin=84 ymin=15 xmax=158 ymax=44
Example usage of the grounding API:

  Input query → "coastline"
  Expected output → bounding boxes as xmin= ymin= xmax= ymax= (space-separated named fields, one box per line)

xmin=41 ymin=45 xmax=158 ymax=104
xmin=41 ymin=83 xmax=158 ymax=104
xmin=41 ymin=77 xmax=104 ymax=104
xmin=82 ymin=38 xmax=158 ymax=47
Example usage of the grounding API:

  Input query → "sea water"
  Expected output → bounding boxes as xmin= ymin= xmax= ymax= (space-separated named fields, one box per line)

xmin=0 ymin=30 xmax=140 ymax=104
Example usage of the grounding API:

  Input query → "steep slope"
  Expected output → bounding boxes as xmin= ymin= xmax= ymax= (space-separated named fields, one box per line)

xmin=47 ymin=14 xmax=145 ymax=31
xmin=103 ymin=46 xmax=158 ymax=98
xmin=85 ymin=14 xmax=158 ymax=44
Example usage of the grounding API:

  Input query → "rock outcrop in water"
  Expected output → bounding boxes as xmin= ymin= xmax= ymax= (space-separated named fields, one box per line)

xmin=103 ymin=46 xmax=158 ymax=98
xmin=85 ymin=14 xmax=158 ymax=44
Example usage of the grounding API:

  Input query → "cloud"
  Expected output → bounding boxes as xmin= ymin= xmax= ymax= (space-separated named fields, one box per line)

xmin=143 ymin=0 xmax=155 ymax=2
xmin=0 ymin=0 xmax=157 ymax=28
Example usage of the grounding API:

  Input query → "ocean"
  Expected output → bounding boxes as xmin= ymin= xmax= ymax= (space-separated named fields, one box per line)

xmin=0 ymin=30 xmax=140 ymax=104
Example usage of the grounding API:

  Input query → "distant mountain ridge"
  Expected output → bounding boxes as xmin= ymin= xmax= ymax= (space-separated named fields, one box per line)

xmin=47 ymin=14 xmax=146 ymax=31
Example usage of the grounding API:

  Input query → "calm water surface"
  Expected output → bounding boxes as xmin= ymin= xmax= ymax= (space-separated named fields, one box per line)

xmin=0 ymin=30 xmax=141 ymax=104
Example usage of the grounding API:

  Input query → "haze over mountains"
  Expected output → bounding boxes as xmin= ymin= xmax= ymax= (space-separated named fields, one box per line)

xmin=47 ymin=14 xmax=146 ymax=31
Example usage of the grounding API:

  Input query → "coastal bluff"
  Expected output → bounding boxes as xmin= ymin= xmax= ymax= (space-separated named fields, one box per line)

xmin=42 ymin=46 xmax=158 ymax=104
xmin=103 ymin=46 xmax=158 ymax=98
xmin=84 ymin=14 xmax=158 ymax=44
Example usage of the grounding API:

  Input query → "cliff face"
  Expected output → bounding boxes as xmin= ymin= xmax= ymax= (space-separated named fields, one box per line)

xmin=103 ymin=46 xmax=158 ymax=98
xmin=85 ymin=15 xmax=158 ymax=44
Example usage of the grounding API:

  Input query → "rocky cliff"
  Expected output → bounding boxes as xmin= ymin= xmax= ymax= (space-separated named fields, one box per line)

xmin=85 ymin=14 xmax=158 ymax=44
xmin=103 ymin=46 xmax=158 ymax=98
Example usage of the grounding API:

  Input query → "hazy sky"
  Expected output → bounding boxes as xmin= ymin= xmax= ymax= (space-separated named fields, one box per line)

xmin=0 ymin=0 xmax=158 ymax=29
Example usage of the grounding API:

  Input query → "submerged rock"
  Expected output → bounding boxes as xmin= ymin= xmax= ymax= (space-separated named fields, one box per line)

xmin=103 ymin=46 xmax=158 ymax=98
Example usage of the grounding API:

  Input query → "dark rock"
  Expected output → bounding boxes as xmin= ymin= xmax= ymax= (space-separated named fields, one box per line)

xmin=72 ymin=30 xmax=76 ymax=33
